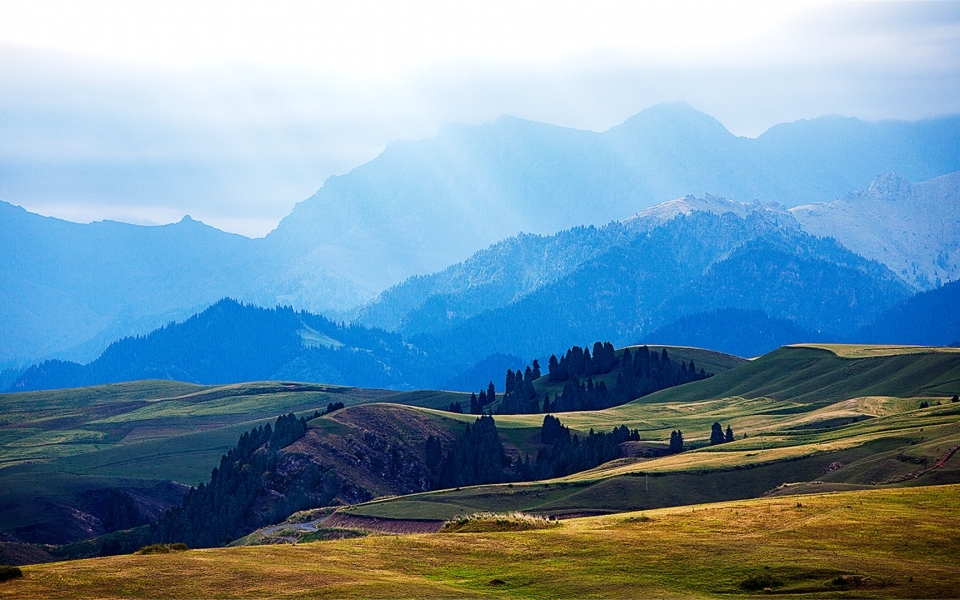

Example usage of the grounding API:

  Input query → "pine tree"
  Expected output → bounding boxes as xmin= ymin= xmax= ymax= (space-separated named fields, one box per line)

xmin=548 ymin=355 xmax=560 ymax=380
xmin=710 ymin=422 xmax=725 ymax=445
xmin=725 ymin=425 xmax=735 ymax=443
xmin=669 ymin=430 xmax=684 ymax=454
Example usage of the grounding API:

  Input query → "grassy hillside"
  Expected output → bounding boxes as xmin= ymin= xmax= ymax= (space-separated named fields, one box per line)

xmin=2 ymin=344 xmax=957 ymax=547
xmin=332 ymin=345 xmax=960 ymax=521
xmin=3 ymin=484 xmax=959 ymax=598
xmin=0 ymin=380 xmax=455 ymax=544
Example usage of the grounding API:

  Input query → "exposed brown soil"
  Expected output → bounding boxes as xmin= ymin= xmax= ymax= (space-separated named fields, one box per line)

xmin=285 ymin=404 xmax=462 ymax=503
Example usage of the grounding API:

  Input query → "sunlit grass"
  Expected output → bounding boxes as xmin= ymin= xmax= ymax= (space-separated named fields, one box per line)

xmin=4 ymin=484 xmax=959 ymax=598
xmin=796 ymin=343 xmax=960 ymax=358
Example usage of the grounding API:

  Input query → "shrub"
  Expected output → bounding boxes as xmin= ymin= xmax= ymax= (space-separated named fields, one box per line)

xmin=739 ymin=573 xmax=783 ymax=591
xmin=136 ymin=543 xmax=188 ymax=555
xmin=0 ymin=565 xmax=23 ymax=582
xmin=441 ymin=512 xmax=559 ymax=533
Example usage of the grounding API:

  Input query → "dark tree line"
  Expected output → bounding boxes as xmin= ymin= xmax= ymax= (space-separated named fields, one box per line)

xmin=425 ymin=414 xmax=640 ymax=489
xmin=147 ymin=413 xmax=338 ymax=549
xmin=490 ymin=342 xmax=713 ymax=415
xmin=102 ymin=489 xmax=146 ymax=532
xmin=496 ymin=360 xmax=541 ymax=414
xmin=310 ymin=402 xmax=344 ymax=419
xmin=523 ymin=415 xmax=640 ymax=479
xmin=548 ymin=342 xmax=617 ymax=381
xmin=433 ymin=415 xmax=510 ymax=488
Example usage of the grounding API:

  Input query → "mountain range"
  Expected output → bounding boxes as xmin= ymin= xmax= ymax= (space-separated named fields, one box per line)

xmin=3 ymin=104 xmax=960 ymax=368
xmin=8 ymin=208 xmax=959 ymax=392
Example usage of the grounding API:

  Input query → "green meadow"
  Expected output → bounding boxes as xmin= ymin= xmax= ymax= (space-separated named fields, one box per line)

xmin=334 ymin=345 xmax=960 ymax=520
xmin=0 ymin=380 xmax=453 ymax=542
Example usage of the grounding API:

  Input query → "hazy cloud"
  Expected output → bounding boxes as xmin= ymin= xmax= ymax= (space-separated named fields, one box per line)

xmin=1 ymin=1 xmax=959 ymax=236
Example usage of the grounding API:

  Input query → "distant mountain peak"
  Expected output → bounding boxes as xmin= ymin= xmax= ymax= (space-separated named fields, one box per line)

xmin=624 ymin=194 xmax=794 ymax=230
xmin=792 ymin=169 xmax=960 ymax=290
xmin=863 ymin=172 xmax=913 ymax=202
xmin=611 ymin=102 xmax=734 ymax=139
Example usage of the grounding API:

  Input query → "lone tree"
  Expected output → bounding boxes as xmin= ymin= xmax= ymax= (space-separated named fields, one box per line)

xmin=669 ymin=430 xmax=684 ymax=454
xmin=725 ymin=425 xmax=735 ymax=443
xmin=710 ymin=422 xmax=725 ymax=445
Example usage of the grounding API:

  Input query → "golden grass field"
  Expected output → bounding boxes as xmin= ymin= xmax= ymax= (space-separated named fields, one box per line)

xmin=3 ymin=484 xmax=959 ymax=598
xmin=796 ymin=343 xmax=960 ymax=358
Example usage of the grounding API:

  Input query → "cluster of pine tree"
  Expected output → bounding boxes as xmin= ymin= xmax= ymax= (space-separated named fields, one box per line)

xmin=424 ymin=414 xmax=640 ymax=490
xmin=710 ymin=422 xmax=735 ymax=445
xmin=491 ymin=342 xmax=713 ymax=415
xmin=669 ymin=430 xmax=684 ymax=453
xmin=611 ymin=346 xmax=710 ymax=406
xmin=468 ymin=381 xmax=497 ymax=414
xmin=432 ymin=415 xmax=509 ymax=488
xmin=522 ymin=415 xmax=640 ymax=479
xmin=308 ymin=402 xmax=344 ymax=420
xmin=148 ymin=413 xmax=337 ymax=548
xmin=102 ymin=489 xmax=145 ymax=532
xmin=495 ymin=360 xmax=542 ymax=414
xmin=548 ymin=342 xmax=617 ymax=381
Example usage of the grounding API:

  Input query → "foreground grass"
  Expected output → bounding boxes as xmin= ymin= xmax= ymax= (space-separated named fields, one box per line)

xmin=4 ymin=484 xmax=959 ymax=598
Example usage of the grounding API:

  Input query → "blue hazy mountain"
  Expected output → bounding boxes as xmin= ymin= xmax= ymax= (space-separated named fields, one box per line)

xmin=400 ymin=210 xmax=909 ymax=366
xmin=4 ymin=105 xmax=960 ymax=368
xmin=792 ymin=171 xmax=960 ymax=290
xmin=268 ymin=104 xmax=960 ymax=298
xmin=640 ymin=309 xmax=835 ymax=358
xmin=853 ymin=279 xmax=960 ymax=346
xmin=0 ymin=203 xmax=260 ymax=367
xmin=357 ymin=193 xmax=908 ymax=342
xmin=6 ymin=299 xmax=442 ymax=392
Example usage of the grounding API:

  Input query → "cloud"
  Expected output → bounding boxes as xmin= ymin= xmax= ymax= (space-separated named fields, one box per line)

xmin=0 ymin=1 xmax=958 ymax=236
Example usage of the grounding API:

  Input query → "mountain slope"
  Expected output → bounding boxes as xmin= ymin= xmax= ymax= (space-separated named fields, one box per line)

xmin=792 ymin=171 xmax=960 ymax=289
xmin=5 ymin=108 xmax=959 ymax=368
xmin=641 ymin=308 xmax=833 ymax=358
xmin=403 ymin=210 xmax=910 ymax=364
xmin=356 ymin=197 xmax=797 ymax=332
xmin=854 ymin=280 xmax=960 ymax=346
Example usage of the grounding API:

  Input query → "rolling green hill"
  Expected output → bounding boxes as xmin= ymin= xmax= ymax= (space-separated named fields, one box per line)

xmin=0 ymin=380 xmax=458 ymax=546
xmin=2 ymin=343 xmax=957 ymax=555
xmin=329 ymin=344 xmax=960 ymax=522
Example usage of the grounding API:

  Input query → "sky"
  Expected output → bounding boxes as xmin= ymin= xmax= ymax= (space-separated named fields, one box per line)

xmin=1 ymin=1 xmax=959 ymax=237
